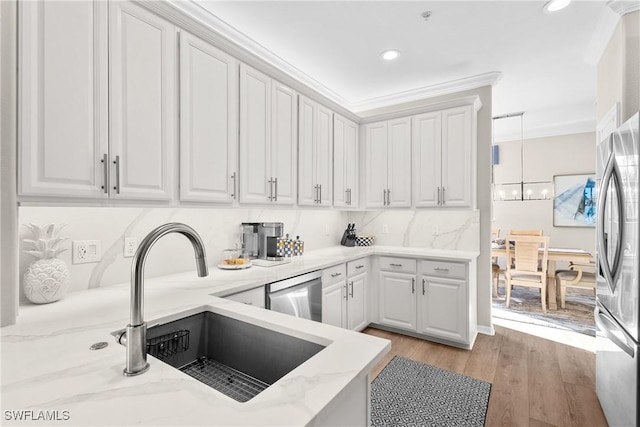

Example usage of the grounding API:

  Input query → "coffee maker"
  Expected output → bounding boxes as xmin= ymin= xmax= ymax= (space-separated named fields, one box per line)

xmin=241 ymin=222 xmax=284 ymax=260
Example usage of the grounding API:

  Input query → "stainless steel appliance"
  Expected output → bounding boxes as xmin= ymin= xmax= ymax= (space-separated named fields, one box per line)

xmin=265 ymin=271 xmax=322 ymax=322
xmin=595 ymin=112 xmax=639 ymax=427
xmin=241 ymin=222 xmax=284 ymax=260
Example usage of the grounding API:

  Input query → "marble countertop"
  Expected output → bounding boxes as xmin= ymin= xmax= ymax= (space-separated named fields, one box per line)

xmin=1 ymin=245 xmax=478 ymax=426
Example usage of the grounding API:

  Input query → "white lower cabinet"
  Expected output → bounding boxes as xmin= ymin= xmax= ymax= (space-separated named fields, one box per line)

xmin=322 ymin=259 xmax=368 ymax=331
xmin=376 ymin=256 xmax=475 ymax=348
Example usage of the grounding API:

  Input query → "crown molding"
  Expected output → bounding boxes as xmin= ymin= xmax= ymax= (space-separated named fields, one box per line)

xmin=359 ymin=95 xmax=482 ymax=125
xmin=493 ymin=118 xmax=596 ymax=143
xmin=352 ymin=72 xmax=502 ymax=114
xmin=607 ymin=0 xmax=640 ymax=16
xmin=165 ymin=0 xmax=353 ymax=108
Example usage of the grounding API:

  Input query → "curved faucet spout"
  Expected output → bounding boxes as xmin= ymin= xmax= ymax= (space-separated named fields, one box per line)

xmin=124 ymin=223 xmax=208 ymax=376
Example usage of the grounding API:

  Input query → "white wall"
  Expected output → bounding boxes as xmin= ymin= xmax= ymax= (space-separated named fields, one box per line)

xmin=492 ymin=132 xmax=596 ymax=259
xmin=17 ymin=207 xmax=348 ymax=303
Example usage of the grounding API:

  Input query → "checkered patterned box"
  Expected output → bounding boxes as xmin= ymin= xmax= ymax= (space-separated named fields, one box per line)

xmin=355 ymin=235 xmax=375 ymax=246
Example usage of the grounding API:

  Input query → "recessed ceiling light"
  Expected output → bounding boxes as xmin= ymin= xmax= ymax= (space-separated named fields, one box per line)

xmin=543 ymin=0 xmax=571 ymax=13
xmin=380 ymin=50 xmax=400 ymax=61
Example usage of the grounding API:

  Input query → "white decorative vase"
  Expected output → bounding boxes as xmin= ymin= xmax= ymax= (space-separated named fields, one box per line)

xmin=23 ymin=258 xmax=70 ymax=304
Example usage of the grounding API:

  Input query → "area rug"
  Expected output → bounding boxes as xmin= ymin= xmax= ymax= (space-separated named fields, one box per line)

xmin=370 ymin=356 xmax=491 ymax=427
xmin=492 ymin=284 xmax=596 ymax=336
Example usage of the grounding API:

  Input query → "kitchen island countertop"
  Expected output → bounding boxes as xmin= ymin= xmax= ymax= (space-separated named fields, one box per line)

xmin=1 ymin=245 xmax=477 ymax=426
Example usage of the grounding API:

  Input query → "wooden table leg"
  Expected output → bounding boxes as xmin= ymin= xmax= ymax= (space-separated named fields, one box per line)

xmin=547 ymin=260 xmax=558 ymax=310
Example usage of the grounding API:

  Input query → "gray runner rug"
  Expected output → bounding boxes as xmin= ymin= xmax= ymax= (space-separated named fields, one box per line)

xmin=370 ymin=356 xmax=491 ymax=427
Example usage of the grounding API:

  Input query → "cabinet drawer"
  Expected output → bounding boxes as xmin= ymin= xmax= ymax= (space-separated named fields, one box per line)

xmin=322 ymin=263 xmax=347 ymax=287
xmin=421 ymin=260 xmax=467 ymax=279
xmin=347 ymin=258 xmax=369 ymax=277
xmin=226 ymin=286 xmax=265 ymax=308
xmin=379 ymin=256 xmax=417 ymax=274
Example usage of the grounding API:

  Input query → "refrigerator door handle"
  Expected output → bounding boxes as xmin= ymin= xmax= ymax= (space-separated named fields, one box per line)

xmin=597 ymin=147 xmax=625 ymax=294
xmin=595 ymin=304 xmax=635 ymax=358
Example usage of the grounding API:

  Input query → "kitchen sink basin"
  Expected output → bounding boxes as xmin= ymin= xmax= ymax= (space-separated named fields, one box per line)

xmin=122 ymin=310 xmax=325 ymax=402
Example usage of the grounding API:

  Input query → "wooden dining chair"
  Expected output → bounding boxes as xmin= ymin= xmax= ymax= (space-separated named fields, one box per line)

xmin=508 ymin=229 xmax=543 ymax=236
xmin=505 ymin=234 xmax=550 ymax=313
xmin=491 ymin=229 xmax=504 ymax=297
xmin=556 ymin=261 xmax=596 ymax=309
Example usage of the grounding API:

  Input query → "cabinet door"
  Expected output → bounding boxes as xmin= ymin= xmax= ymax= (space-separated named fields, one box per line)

xmin=322 ymin=282 xmax=346 ymax=328
xmin=412 ymin=112 xmax=442 ymax=207
xmin=333 ymin=115 xmax=359 ymax=207
xmin=315 ymin=104 xmax=333 ymax=206
xmin=298 ymin=96 xmax=316 ymax=205
xmin=239 ymin=64 xmax=271 ymax=203
xmin=419 ymin=276 xmax=467 ymax=342
xmin=110 ymin=1 xmax=175 ymax=200
xmin=347 ymin=272 xmax=367 ymax=331
xmin=270 ymin=81 xmax=297 ymax=205
xmin=387 ymin=117 xmax=412 ymax=207
xmin=364 ymin=122 xmax=388 ymax=208
xmin=19 ymin=0 xmax=108 ymax=198
xmin=179 ymin=32 xmax=238 ymax=203
xmin=378 ymin=271 xmax=417 ymax=331
xmin=441 ymin=106 xmax=472 ymax=207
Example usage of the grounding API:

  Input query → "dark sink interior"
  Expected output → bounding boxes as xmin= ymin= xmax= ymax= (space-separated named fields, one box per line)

xmin=146 ymin=311 xmax=325 ymax=402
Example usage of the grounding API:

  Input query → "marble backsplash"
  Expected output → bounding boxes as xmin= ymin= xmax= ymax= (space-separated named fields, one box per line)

xmin=347 ymin=209 xmax=480 ymax=250
xmin=17 ymin=206 xmax=479 ymax=303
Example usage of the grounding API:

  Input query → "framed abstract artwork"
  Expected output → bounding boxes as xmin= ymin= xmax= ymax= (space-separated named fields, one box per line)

xmin=553 ymin=174 xmax=597 ymax=227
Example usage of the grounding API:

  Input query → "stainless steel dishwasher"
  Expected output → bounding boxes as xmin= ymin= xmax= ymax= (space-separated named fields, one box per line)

xmin=265 ymin=271 xmax=322 ymax=322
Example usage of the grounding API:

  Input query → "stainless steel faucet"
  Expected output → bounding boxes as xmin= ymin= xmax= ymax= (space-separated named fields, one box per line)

xmin=123 ymin=223 xmax=208 ymax=376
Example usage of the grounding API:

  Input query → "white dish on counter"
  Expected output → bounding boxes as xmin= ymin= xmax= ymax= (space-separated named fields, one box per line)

xmin=217 ymin=260 xmax=252 ymax=270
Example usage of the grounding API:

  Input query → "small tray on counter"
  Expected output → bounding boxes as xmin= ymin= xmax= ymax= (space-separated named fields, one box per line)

xmin=217 ymin=260 xmax=252 ymax=270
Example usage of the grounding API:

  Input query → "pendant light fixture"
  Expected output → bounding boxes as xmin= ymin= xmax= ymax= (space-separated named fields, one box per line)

xmin=492 ymin=112 xmax=554 ymax=202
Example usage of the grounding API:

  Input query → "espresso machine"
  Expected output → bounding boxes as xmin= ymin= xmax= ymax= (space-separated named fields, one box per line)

xmin=241 ymin=222 xmax=284 ymax=261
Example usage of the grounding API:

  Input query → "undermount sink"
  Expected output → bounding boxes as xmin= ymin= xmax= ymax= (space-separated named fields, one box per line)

xmin=116 ymin=309 xmax=325 ymax=402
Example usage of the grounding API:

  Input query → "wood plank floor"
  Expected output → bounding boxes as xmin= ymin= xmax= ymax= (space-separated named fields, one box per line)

xmin=363 ymin=326 xmax=608 ymax=427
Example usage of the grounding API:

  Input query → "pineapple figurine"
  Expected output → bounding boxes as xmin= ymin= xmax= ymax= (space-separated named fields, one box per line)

xmin=23 ymin=223 xmax=70 ymax=304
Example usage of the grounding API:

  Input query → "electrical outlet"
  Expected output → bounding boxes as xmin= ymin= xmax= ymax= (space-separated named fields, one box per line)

xmin=124 ymin=237 xmax=138 ymax=258
xmin=72 ymin=240 xmax=101 ymax=264
xmin=432 ymin=225 xmax=439 ymax=236
xmin=382 ymin=224 xmax=389 ymax=234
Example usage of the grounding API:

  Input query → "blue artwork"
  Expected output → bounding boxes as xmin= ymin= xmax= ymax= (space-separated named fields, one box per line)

xmin=553 ymin=174 xmax=597 ymax=227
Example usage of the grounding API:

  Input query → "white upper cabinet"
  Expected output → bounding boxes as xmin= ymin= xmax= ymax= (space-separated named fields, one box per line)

xmin=413 ymin=105 xmax=475 ymax=208
xmin=109 ymin=1 xmax=176 ymax=200
xmin=298 ymin=96 xmax=333 ymax=206
xmin=19 ymin=0 xmax=108 ymax=198
xmin=333 ymin=114 xmax=359 ymax=208
xmin=179 ymin=31 xmax=238 ymax=203
xmin=364 ymin=117 xmax=411 ymax=208
xmin=271 ymin=81 xmax=298 ymax=205
xmin=239 ymin=64 xmax=296 ymax=205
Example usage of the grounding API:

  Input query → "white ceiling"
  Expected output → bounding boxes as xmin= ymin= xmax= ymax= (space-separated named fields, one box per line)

xmin=187 ymin=0 xmax=618 ymax=141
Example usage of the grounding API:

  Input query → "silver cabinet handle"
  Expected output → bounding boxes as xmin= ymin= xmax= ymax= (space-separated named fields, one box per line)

xmin=442 ymin=187 xmax=445 ymax=205
xmin=101 ymin=154 xmax=108 ymax=193
xmin=346 ymin=188 xmax=350 ymax=205
xmin=390 ymin=263 xmax=403 ymax=267
xmin=355 ymin=265 xmax=365 ymax=269
xmin=314 ymin=184 xmax=319 ymax=203
xmin=411 ymin=277 xmax=415 ymax=294
xmin=274 ymin=177 xmax=278 ymax=202
xmin=434 ymin=267 xmax=450 ymax=272
xmin=319 ymin=184 xmax=322 ymax=204
xmin=422 ymin=278 xmax=426 ymax=295
xmin=268 ymin=178 xmax=274 ymax=201
xmin=437 ymin=187 xmax=441 ymax=205
xmin=387 ymin=188 xmax=391 ymax=206
xmin=331 ymin=272 xmax=342 ymax=278
xmin=382 ymin=188 xmax=386 ymax=206
xmin=349 ymin=281 xmax=354 ymax=298
xmin=230 ymin=172 xmax=236 ymax=199
xmin=113 ymin=156 xmax=120 ymax=194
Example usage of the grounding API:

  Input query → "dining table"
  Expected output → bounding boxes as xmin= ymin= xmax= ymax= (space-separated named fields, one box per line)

xmin=491 ymin=245 xmax=593 ymax=310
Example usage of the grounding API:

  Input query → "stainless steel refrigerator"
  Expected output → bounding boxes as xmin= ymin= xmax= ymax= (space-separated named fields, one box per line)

xmin=595 ymin=112 xmax=640 ymax=427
